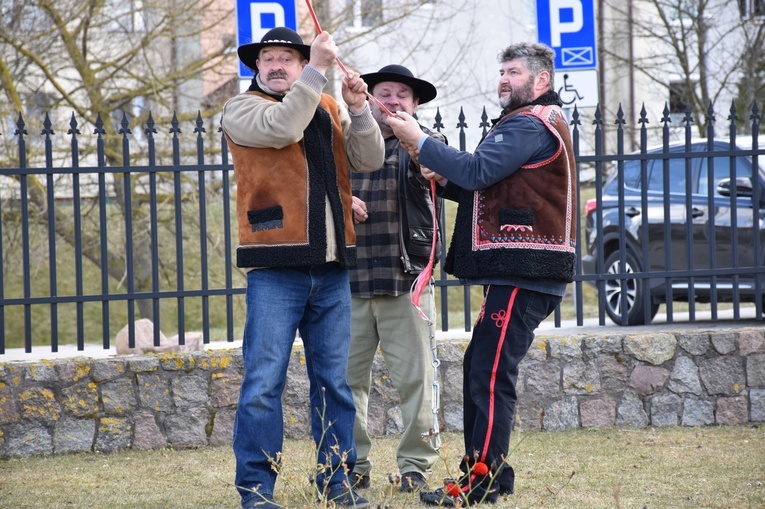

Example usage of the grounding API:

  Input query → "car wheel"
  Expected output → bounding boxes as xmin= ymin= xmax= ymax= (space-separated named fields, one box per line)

xmin=602 ymin=250 xmax=658 ymax=325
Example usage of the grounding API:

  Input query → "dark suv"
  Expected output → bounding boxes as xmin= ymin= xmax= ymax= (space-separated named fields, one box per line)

xmin=582 ymin=139 xmax=765 ymax=325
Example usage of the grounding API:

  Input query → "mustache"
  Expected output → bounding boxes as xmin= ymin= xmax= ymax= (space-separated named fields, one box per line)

xmin=267 ymin=71 xmax=288 ymax=80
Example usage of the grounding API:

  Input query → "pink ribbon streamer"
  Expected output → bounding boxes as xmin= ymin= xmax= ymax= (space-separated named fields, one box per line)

xmin=410 ymin=179 xmax=439 ymax=323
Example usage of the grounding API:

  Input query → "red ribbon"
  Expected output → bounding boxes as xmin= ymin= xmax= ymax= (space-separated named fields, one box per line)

xmin=303 ymin=0 xmax=394 ymax=117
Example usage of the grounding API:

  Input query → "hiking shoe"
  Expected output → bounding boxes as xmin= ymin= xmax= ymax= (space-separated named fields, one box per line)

xmin=420 ymin=487 xmax=456 ymax=506
xmin=324 ymin=486 xmax=370 ymax=508
xmin=349 ymin=471 xmax=371 ymax=489
xmin=420 ymin=479 xmax=498 ymax=506
xmin=399 ymin=471 xmax=427 ymax=492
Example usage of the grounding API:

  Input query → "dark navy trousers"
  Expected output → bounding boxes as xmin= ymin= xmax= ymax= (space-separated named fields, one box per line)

xmin=460 ymin=285 xmax=562 ymax=492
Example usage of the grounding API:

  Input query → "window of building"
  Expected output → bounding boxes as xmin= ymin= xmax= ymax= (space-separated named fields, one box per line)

xmin=107 ymin=0 xmax=147 ymax=33
xmin=222 ymin=34 xmax=237 ymax=56
xmin=668 ymin=80 xmax=693 ymax=114
xmin=739 ymin=0 xmax=765 ymax=18
xmin=668 ymin=0 xmax=696 ymax=20
xmin=348 ymin=0 xmax=382 ymax=29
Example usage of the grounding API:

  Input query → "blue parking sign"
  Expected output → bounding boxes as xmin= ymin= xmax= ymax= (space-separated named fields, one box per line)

xmin=236 ymin=0 xmax=298 ymax=78
xmin=536 ymin=0 xmax=597 ymax=70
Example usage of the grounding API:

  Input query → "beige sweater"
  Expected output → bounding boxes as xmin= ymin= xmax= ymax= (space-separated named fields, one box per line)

xmin=221 ymin=66 xmax=384 ymax=267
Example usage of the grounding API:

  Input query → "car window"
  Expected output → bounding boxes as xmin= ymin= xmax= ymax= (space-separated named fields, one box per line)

xmin=696 ymin=156 xmax=751 ymax=196
xmin=647 ymin=156 xmax=689 ymax=194
xmin=621 ymin=160 xmax=642 ymax=189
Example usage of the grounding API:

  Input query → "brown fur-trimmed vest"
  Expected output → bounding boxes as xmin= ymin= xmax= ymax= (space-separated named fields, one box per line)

xmin=444 ymin=104 xmax=577 ymax=282
xmin=226 ymin=92 xmax=356 ymax=269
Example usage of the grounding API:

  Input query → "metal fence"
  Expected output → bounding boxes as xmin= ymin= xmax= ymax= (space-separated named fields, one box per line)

xmin=574 ymin=104 xmax=763 ymax=327
xmin=1 ymin=102 xmax=763 ymax=355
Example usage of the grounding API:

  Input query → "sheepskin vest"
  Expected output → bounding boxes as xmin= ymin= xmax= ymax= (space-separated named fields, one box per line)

xmin=227 ymin=92 xmax=356 ymax=269
xmin=444 ymin=104 xmax=577 ymax=282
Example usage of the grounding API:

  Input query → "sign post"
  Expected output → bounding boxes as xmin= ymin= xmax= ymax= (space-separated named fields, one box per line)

xmin=236 ymin=0 xmax=299 ymax=79
xmin=536 ymin=0 xmax=599 ymax=109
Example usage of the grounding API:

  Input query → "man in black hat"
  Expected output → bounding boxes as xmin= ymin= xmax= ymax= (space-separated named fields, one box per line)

xmin=345 ymin=64 xmax=446 ymax=493
xmin=221 ymin=27 xmax=384 ymax=509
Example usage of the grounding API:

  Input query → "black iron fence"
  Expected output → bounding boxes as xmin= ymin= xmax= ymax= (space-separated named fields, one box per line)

xmin=575 ymin=105 xmax=763 ymax=327
xmin=0 ymin=102 xmax=763 ymax=355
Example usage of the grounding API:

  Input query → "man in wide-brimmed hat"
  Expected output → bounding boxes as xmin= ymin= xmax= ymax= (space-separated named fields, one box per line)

xmin=221 ymin=27 xmax=384 ymax=509
xmin=345 ymin=64 xmax=446 ymax=494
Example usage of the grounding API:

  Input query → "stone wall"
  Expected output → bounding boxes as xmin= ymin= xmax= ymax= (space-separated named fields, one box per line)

xmin=1 ymin=328 xmax=764 ymax=458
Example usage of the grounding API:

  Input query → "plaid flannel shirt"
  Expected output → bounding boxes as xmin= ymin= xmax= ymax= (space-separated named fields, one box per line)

xmin=349 ymin=136 xmax=418 ymax=298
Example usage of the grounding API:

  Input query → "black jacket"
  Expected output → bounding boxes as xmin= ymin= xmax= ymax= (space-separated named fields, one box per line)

xmin=398 ymin=127 xmax=447 ymax=274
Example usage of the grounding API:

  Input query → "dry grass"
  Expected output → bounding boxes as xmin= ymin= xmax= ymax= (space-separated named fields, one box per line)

xmin=1 ymin=426 xmax=763 ymax=508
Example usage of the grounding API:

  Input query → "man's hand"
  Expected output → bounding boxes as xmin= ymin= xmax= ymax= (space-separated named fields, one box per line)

xmin=342 ymin=72 xmax=369 ymax=115
xmin=420 ymin=164 xmax=447 ymax=186
xmin=351 ymin=196 xmax=368 ymax=223
xmin=402 ymin=142 xmax=420 ymax=163
xmin=388 ymin=111 xmax=427 ymax=149
xmin=308 ymin=32 xmax=337 ymax=74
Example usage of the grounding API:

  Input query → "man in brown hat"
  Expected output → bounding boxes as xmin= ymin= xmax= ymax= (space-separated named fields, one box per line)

xmin=221 ymin=27 xmax=384 ymax=509
xmin=345 ymin=64 xmax=446 ymax=493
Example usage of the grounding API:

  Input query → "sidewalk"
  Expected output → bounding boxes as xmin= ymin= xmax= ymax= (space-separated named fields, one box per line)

xmin=0 ymin=329 xmax=468 ymax=363
xmin=2 ymin=306 xmax=761 ymax=363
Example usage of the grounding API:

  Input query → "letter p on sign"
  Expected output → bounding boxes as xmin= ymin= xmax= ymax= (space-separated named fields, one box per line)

xmin=549 ymin=0 xmax=583 ymax=47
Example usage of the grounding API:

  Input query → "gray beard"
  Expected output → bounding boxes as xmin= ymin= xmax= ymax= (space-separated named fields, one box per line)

xmin=499 ymin=77 xmax=535 ymax=111
xmin=500 ymin=91 xmax=533 ymax=112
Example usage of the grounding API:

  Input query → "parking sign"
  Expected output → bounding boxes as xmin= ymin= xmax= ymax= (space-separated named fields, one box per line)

xmin=536 ymin=0 xmax=597 ymax=70
xmin=236 ymin=0 xmax=298 ymax=78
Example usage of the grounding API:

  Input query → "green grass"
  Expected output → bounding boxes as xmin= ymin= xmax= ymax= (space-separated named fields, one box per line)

xmin=1 ymin=427 xmax=763 ymax=508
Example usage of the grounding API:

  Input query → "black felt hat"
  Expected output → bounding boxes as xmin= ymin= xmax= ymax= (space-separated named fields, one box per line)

xmin=361 ymin=64 xmax=437 ymax=104
xmin=237 ymin=27 xmax=312 ymax=72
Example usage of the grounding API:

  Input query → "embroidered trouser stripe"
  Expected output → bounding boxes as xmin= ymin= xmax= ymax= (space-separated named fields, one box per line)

xmin=480 ymin=286 xmax=519 ymax=463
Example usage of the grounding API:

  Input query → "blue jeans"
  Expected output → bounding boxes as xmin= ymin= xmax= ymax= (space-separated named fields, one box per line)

xmin=234 ymin=263 xmax=357 ymax=507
